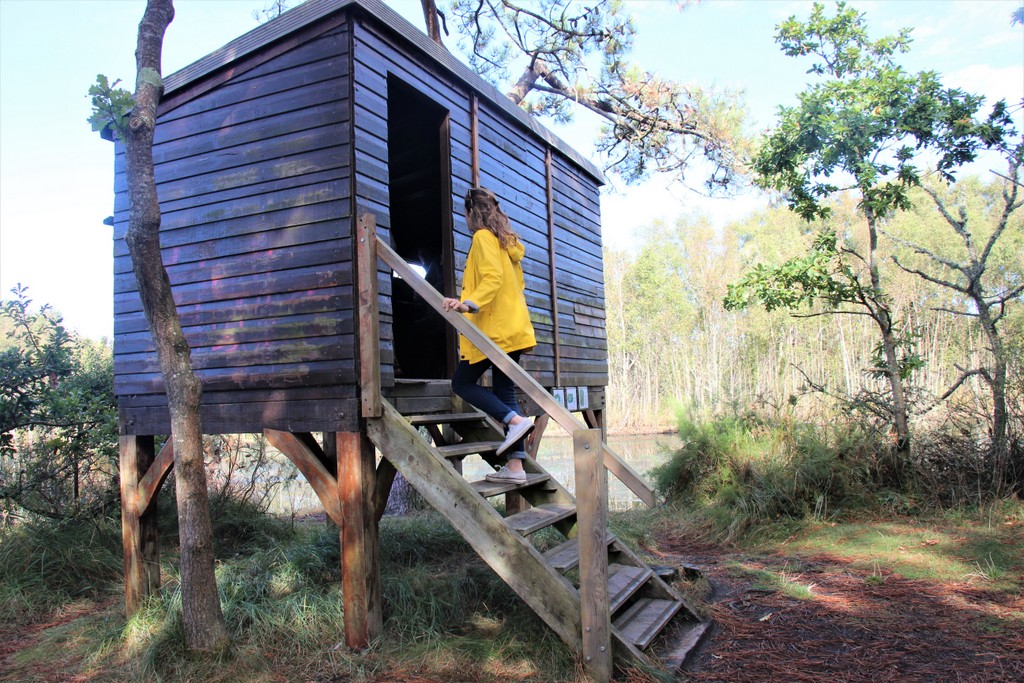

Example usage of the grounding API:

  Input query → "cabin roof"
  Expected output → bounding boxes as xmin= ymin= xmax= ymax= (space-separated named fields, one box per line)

xmin=162 ymin=0 xmax=605 ymax=184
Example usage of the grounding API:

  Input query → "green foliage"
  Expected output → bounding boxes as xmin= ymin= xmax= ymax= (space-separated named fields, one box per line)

xmin=447 ymin=0 xmax=748 ymax=189
xmin=652 ymin=411 xmax=887 ymax=540
xmin=87 ymin=74 xmax=134 ymax=141
xmin=869 ymin=331 xmax=924 ymax=382
xmin=757 ymin=2 xmax=1014 ymax=222
xmin=0 ymin=286 xmax=118 ymax=520
xmin=724 ymin=229 xmax=862 ymax=312
xmin=0 ymin=284 xmax=77 ymax=444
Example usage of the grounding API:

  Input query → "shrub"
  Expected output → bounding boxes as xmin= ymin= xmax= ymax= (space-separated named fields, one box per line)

xmin=652 ymin=412 xmax=875 ymax=540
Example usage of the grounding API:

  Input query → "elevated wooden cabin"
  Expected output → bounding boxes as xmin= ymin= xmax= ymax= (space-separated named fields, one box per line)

xmin=113 ymin=0 xmax=607 ymax=434
xmin=112 ymin=1 xmax=706 ymax=678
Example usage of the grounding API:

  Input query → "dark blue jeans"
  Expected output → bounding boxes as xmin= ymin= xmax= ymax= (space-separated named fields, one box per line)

xmin=451 ymin=350 xmax=526 ymax=458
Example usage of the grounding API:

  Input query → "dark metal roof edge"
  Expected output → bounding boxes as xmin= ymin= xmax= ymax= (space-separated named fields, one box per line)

xmin=163 ymin=0 xmax=357 ymax=94
xmin=161 ymin=0 xmax=606 ymax=185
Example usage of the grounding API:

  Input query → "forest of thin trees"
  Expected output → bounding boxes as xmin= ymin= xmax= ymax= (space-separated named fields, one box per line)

xmin=604 ymin=177 xmax=1022 ymax=445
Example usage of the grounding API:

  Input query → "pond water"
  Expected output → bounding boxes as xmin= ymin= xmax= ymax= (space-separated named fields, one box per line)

xmin=268 ymin=430 xmax=681 ymax=516
xmin=464 ymin=431 xmax=680 ymax=509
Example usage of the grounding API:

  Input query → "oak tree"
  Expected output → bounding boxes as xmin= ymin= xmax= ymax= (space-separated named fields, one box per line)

xmin=725 ymin=1 xmax=1014 ymax=451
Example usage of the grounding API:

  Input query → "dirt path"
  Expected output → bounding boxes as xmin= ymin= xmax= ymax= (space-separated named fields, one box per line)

xmin=665 ymin=540 xmax=1024 ymax=682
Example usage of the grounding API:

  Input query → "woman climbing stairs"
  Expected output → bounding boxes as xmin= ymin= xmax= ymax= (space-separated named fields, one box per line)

xmin=357 ymin=216 xmax=709 ymax=677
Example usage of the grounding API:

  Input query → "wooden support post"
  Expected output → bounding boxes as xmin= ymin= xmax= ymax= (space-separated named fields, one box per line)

xmin=337 ymin=430 xmax=383 ymax=650
xmin=582 ymin=408 xmax=608 ymax=444
xmin=356 ymin=213 xmax=382 ymax=418
xmin=120 ymin=435 xmax=161 ymax=615
xmin=574 ymin=428 xmax=611 ymax=682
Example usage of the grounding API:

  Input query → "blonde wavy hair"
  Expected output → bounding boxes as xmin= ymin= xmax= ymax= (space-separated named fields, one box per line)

xmin=464 ymin=186 xmax=520 ymax=249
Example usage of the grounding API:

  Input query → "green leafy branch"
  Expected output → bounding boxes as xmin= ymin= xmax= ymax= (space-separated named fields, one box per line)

xmin=86 ymin=74 xmax=134 ymax=141
xmin=723 ymin=230 xmax=863 ymax=313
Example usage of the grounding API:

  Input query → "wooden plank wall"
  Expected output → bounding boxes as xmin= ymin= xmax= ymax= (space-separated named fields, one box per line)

xmin=350 ymin=16 xmax=474 ymax=387
xmin=113 ymin=19 xmax=359 ymax=434
xmin=550 ymin=155 xmax=608 ymax=387
xmin=353 ymin=10 xmax=608 ymax=391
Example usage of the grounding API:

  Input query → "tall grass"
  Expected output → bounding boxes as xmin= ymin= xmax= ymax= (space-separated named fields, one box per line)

xmin=0 ymin=516 xmax=122 ymax=623
xmin=103 ymin=512 xmax=585 ymax=681
xmin=652 ymin=409 xmax=1022 ymax=542
xmin=653 ymin=412 xmax=881 ymax=541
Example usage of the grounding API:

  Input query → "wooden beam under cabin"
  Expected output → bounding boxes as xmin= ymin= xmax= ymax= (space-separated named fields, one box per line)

xmin=263 ymin=429 xmax=343 ymax=525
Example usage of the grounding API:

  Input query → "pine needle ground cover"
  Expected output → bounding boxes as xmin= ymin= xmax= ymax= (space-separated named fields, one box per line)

xmin=661 ymin=507 xmax=1024 ymax=683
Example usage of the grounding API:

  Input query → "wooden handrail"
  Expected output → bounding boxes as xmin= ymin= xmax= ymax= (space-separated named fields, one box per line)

xmin=372 ymin=227 xmax=656 ymax=508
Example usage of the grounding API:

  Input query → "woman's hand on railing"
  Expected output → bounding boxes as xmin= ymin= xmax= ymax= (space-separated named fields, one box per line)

xmin=442 ymin=298 xmax=469 ymax=313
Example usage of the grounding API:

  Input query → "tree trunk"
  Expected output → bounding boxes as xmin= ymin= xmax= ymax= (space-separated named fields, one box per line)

xmin=124 ymin=0 xmax=228 ymax=651
xmin=976 ymin=302 xmax=1009 ymax=471
xmin=419 ymin=0 xmax=442 ymax=44
xmin=866 ymin=214 xmax=911 ymax=451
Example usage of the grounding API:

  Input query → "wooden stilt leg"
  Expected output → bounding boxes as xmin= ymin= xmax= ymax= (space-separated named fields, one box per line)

xmin=337 ymin=430 xmax=383 ymax=649
xmin=120 ymin=435 xmax=160 ymax=616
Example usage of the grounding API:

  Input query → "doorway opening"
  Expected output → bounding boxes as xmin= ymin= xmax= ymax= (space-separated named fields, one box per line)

xmin=386 ymin=75 xmax=454 ymax=379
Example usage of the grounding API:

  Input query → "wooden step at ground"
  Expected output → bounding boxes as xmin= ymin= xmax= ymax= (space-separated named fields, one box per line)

xmin=613 ymin=598 xmax=685 ymax=650
xmin=435 ymin=441 xmax=503 ymax=458
xmin=505 ymin=503 xmax=576 ymax=535
xmin=657 ymin=620 xmax=712 ymax=672
xmin=471 ymin=473 xmax=551 ymax=497
xmin=608 ymin=563 xmax=653 ymax=612
xmin=543 ymin=532 xmax=617 ymax=572
xmin=406 ymin=412 xmax=487 ymax=426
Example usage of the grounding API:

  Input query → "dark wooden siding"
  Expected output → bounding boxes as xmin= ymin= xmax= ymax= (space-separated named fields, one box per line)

xmin=350 ymin=16 xmax=474 ymax=386
xmin=114 ymin=19 xmax=358 ymax=434
xmin=114 ymin=2 xmax=608 ymax=435
xmin=550 ymin=155 xmax=608 ymax=387
xmin=473 ymin=103 xmax=558 ymax=387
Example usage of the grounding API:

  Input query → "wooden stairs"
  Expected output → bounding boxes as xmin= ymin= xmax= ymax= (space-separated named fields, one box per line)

xmin=365 ymin=395 xmax=709 ymax=674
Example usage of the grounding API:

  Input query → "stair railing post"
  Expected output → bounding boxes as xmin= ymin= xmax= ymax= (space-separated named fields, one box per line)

xmin=574 ymin=427 xmax=611 ymax=682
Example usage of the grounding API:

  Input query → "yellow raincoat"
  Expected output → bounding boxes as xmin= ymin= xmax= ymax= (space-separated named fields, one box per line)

xmin=458 ymin=229 xmax=536 ymax=363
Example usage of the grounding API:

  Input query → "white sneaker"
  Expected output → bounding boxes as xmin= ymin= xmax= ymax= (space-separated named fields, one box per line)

xmin=496 ymin=419 xmax=534 ymax=456
xmin=485 ymin=465 xmax=527 ymax=483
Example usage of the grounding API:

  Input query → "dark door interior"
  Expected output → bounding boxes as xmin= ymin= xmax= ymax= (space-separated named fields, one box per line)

xmin=386 ymin=75 xmax=454 ymax=379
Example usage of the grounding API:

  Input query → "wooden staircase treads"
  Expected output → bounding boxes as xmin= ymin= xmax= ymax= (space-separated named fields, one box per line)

xmin=471 ymin=473 xmax=550 ymax=497
xmin=543 ymin=532 xmax=616 ymax=572
xmin=406 ymin=412 xmax=486 ymax=426
xmin=613 ymin=598 xmax=684 ymax=650
xmin=608 ymin=564 xmax=652 ymax=612
xmin=505 ymin=503 xmax=576 ymax=535
xmin=435 ymin=441 xmax=503 ymax=458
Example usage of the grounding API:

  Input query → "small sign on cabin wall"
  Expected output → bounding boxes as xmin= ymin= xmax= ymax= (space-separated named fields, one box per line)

xmin=552 ymin=388 xmax=566 ymax=408
xmin=565 ymin=387 xmax=578 ymax=411
xmin=578 ymin=386 xmax=589 ymax=410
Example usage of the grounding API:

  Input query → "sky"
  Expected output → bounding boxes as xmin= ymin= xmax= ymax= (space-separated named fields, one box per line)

xmin=0 ymin=0 xmax=1021 ymax=341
